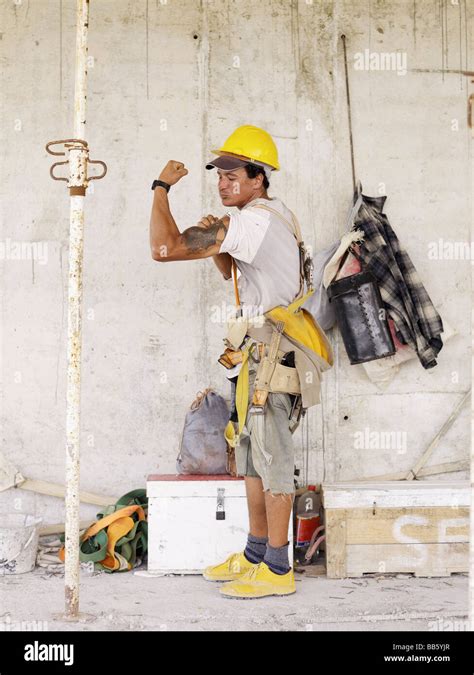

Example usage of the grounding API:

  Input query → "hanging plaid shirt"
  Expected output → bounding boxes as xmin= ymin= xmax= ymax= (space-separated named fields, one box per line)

xmin=352 ymin=193 xmax=443 ymax=369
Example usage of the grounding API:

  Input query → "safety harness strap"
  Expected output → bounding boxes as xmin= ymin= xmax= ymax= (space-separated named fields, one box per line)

xmin=252 ymin=203 xmax=306 ymax=302
xmin=231 ymin=258 xmax=241 ymax=315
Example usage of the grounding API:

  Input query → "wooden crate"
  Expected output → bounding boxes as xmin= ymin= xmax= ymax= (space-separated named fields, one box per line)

xmin=322 ymin=481 xmax=470 ymax=578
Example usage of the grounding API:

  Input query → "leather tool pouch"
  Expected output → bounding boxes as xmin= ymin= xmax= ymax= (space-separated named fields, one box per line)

xmin=327 ymin=250 xmax=395 ymax=364
xmin=269 ymin=362 xmax=301 ymax=395
xmin=218 ymin=347 xmax=243 ymax=369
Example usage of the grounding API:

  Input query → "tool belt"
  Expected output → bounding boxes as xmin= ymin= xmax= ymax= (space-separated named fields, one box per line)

xmin=220 ymin=319 xmax=304 ymax=449
xmin=219 ymin=334 xmax=301 ymax=399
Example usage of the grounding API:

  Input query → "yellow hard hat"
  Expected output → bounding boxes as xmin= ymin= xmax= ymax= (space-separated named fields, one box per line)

xmin=210 ymin=125 xmax=280 ymax=171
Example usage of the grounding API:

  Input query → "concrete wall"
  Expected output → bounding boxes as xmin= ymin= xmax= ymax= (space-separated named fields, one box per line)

xmin=0 ymin=0 xmax=471 ymax=525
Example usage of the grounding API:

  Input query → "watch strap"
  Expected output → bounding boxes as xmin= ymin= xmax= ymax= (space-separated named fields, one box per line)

xmin=152 ymin=179 xmax=170 ymax=192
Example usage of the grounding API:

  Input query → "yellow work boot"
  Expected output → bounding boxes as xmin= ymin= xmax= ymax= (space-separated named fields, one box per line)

xmin=202 ymin=551 xmax=258 ymax=582
xmin=219 ymin=562 xmax=296 ymax=599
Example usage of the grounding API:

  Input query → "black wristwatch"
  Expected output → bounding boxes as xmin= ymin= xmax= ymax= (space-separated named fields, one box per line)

xmin=151 ymin=179 xmax=170 ymax=192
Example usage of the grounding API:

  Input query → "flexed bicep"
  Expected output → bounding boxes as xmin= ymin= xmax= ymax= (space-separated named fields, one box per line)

xmin=157 ymin=215 xmax=230 ymax=261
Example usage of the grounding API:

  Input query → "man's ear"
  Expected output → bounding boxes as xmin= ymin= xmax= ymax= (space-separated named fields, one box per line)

xmin=254 ymin=173 xmax=264 ymax=188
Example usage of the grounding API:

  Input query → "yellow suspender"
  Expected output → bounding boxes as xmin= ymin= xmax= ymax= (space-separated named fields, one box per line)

xmin=231 ymin=258 xmax=241 ymax=308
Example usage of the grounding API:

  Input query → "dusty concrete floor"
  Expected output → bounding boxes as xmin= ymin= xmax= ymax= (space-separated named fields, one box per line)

xmin=0 ymin=566 xmax=468 ymax=632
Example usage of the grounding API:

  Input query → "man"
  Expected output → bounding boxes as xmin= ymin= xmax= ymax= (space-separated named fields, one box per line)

xmin=149 ymin=125 xmax=304 ymax=599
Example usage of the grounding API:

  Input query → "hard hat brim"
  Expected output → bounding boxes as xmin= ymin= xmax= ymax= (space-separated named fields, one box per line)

xmin=205 ymin=155 xmax=250 ymax=171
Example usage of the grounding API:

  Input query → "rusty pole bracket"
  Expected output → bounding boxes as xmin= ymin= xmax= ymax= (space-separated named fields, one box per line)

xmin=45 ymin=138 xmax=107 ymax=195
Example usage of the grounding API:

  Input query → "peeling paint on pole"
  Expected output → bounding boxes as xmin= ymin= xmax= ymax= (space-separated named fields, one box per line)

xmin=64 ymin=193 xmax=85 ymax=617
xmin=63 ymin=0 xmax=90 ymax=619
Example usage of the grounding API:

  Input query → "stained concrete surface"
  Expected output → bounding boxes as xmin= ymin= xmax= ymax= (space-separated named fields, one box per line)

xmin=1 ymin=0 xmax=472 ymax=530
xmin=0 ymin=567 xmax=468 ymax=632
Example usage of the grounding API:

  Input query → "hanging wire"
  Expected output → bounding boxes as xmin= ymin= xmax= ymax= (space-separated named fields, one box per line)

xmin=306 ymin=412 xmax=310 ymax=485
xmin=320 ymin=393 xmax=326 ymax=484
xmin=341 ymin=34 xmax=356 ymax=192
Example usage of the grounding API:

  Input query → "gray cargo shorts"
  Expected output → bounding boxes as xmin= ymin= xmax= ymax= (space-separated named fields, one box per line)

xmin=234 ymin=364 xmax=296 ymax=495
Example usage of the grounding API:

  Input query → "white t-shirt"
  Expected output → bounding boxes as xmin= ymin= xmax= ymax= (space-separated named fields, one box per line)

xmin=220 ymin=196 xmax=301 ymax=318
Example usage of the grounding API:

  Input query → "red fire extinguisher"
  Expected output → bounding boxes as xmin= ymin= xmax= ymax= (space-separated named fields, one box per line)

xmin=295 ymin=485 xmax=321 ymax=548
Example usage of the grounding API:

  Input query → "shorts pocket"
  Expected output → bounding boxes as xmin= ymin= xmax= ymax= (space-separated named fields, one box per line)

xmin=269 ymin=392 xmax=292 ymax=414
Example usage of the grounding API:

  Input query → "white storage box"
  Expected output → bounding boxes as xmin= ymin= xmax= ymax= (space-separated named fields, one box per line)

xmin=147 ymin=474 xmax=293 ymax=574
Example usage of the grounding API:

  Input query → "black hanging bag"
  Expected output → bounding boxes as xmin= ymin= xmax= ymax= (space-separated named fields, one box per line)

xmin=327 ymin=247 xmax=395 ymax=364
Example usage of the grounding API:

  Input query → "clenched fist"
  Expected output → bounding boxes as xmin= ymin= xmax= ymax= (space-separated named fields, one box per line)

xmin=158 ymin=160 xmax=189 ymax=186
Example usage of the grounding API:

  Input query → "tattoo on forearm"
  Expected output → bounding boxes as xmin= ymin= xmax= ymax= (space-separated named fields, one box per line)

xmin=181 ymin=220 xmax=227 ymax=252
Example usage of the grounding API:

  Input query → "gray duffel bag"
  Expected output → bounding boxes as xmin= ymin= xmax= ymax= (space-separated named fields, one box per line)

xmin=176 ymin=388 xmax=230 ymax=475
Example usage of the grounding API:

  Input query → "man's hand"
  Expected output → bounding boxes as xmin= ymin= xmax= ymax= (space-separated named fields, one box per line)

xmin=196 ymin=215 xmax=233 ymax=279
xmin=197 ymin=214 xmax=219 ymax=228
xmin=158 ymin=160 xmax=189 ymax=186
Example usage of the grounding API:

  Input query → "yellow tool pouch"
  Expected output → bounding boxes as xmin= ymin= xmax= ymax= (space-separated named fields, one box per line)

xmin=266 ymin=290 xmax=331 ymax=365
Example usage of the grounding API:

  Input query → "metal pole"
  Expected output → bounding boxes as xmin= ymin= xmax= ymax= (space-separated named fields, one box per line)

xmin=64 ymin=0 xmax=89 ymax=618
xmin=471 ymin=304 xmax=473 ymax=631
xmin=470 ymin=82 xmax=474 ymax=633
xmin=45 ymin=0 xmax=105 ymax=621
